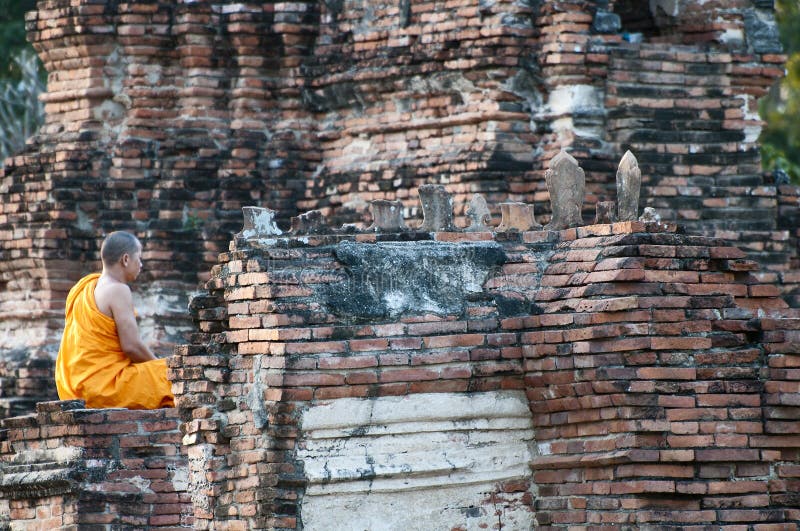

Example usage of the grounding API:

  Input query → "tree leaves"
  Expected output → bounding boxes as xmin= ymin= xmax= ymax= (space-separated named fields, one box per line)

xmin=759 ymin=0 xmax=800 ymax=183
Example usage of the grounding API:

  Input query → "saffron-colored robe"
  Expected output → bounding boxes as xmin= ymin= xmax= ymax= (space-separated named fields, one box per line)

xmin=56 ymin=273 xmax=175 ymax=409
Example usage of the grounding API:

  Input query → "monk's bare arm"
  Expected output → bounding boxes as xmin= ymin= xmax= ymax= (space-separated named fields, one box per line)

xmin=106 ymin=284 xmax=157 ymax=363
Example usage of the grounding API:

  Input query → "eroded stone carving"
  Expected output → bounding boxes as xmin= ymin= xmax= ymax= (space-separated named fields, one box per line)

xmin=237 ymin=206 xmax=282 ymax=239
xmin=465 ymin=194 xmax=492 ymax=232
xmin=595 ymin=201 xmax=617 ymax=224
xmin=640 ymin=206 xmax=661 ymax=223
xmin=496 ymin=202 xmax=541 ymax=232
xmin=368 ymin=200 xmax=407 ymax=232
xmin=616 ymin=150 xmax=642 ymax=222
xmin=418 ymin=184 xmax=455 ymax=232
xmin=545 ymin=150 xmax=585 ymax=230
xmin=290 ymin=210 xmax=326 ymax=235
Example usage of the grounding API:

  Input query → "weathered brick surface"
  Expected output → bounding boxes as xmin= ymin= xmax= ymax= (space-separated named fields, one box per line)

xmin=2 ymin=215 xmax=800 ymax=528
xmin=0 ymin=0 xmax=797 ymax=420
xmin=164 ymin=218 xmax=800 ymax=529
xmin=0 ymin=400 xmax=190 ymax=530
xmin=1 ymin=0 xmax=800 ymax=528
xmin=526 ymin=225 xmax=800 ymax=528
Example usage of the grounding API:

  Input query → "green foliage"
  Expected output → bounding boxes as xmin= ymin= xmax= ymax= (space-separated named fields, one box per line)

xmin=0 ymin=49 xmax=45 ymax=161
xmin=0 ymin=1 xmax=45 ymax=163
xmin=0 ymin=0 xmax=37 ymax=81
xmin=776 ymin=0 xmax=800 ymax=54
xmin=760 ymin=0 xmax=800 ymax=184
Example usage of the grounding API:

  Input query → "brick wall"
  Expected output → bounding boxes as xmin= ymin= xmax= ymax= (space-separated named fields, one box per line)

xmin=0 ymin=0 xmax=799 ymax=526
xmin=0 ymin=400 xmax=190 ymax=529
xmin=0 ymin=0 xmax=796 ymax=419
xmin=168 ymin=209 xmax=800 ymax=529
xmin=527 ymin=225 xmax=800 ymax=527
xmin=2 ymin=198 xmax=799 ymax=528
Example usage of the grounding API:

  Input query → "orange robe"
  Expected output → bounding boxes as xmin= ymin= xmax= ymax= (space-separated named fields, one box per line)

xmin=56 ymin=273 xmax=175 ymax=409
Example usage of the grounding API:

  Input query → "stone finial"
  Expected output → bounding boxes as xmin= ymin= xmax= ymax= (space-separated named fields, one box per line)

xmin=290 ymin=210 xmax=325 ymax=235
xmin=465 ymin=194 xmax=492 ymax=232
xmin=545 ymin=150 xmax=585 ymax=230
xmin=595 ymin=201 xmax=617 ymax=224
xmin=237 ymin=206 xmax=282 ymax=238
xmin=496 ymin=202 xmax=542 ymax=232
xmin=367 ymin=200 xmax=407 ymax=232
xmin=616 ymin=150 xmax=641 ymax=222
xmin=418 ymin=184 xmax=455 ymax=232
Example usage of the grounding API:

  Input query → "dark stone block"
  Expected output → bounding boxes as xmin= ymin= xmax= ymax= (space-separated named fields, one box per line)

xmin=744 ymin=8 xmax=783 ymax=53
xmin=593 ymin=10 xmax=621 ymax=34
xmin=322 ymin=241 xmax=506 ymax=319
xmin=494 ymin=293 xmax=529 ymax=317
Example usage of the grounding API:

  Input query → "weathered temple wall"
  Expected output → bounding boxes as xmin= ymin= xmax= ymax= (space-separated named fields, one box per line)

xmin=2 ymin=174 xmax=800 ymax=527
xmin=0 ymin=400 xmax=190 ymax=529
xmin=0 ymin=0 xmax=792 ymax=379
xmin=160 ymin=201 xmax=799 ymax=529
xmin=0 ymin=0 xmax=799 ymax=527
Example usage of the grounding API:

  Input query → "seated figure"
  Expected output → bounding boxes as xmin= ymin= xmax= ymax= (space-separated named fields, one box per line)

xmin=56 ymin=231 xmax=175 ymax=409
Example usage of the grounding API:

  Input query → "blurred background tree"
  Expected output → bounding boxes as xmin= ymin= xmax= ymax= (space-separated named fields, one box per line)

xmin=0 ymin=0 xmax=45 ymax=164
xmin=760 ymin=0 xmax=800 ymax=184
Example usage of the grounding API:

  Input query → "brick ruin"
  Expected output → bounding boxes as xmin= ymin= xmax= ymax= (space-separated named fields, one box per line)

xmin=2 ymin=0 xmax=800 ymax=528
xmin=4 ymin=191 xmax=800 ymax=528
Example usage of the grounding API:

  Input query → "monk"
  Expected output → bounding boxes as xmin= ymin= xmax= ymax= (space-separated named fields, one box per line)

xmin=56 ymin=231 xmax=175 ymax=409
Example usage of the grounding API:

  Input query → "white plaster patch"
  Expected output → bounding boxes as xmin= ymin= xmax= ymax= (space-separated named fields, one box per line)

xmin=382 ymin=290 xmax=409 ymax=315
xmin=239 ymin=206 xmax=282 ymax=239
xmin=719 ymin=28 xmax=744 ymax=47
xmin=537 ymin=442 xmax=552 ymax=456
xmin=168 ymin=463 xmax=189 ymax=492
xmin=0 ymin=321 xmax=50 ymax=350
xmin=739 ymin=95 xmax=763 ymax=144
xmin=92 ymin=100 xmax=126 ymax=123
xmin=8 ymin=446 xmax=82 ymax=466
xmin=145 ymin=65 xmax=161 ymax=86
xmin=343 ymin=137 xmax=373 ymax=157
xmin=76 ymin=205 xmax=94 ymax=231
xmin=547 ymin=85 xmax=602 ymax=116
xmin=133 ymin=285 xmax=193 ymax=351
xmin=297 ymin=391 xmax=536 ymax=530
xmin=186 ymin=443 xmax=215 ymax=513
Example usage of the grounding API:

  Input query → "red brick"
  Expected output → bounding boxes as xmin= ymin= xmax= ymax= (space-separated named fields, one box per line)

xmin=696 ymin=394 xmax=761 ymax=407
xmin=389 ymin=337 xmax=423 ymax=350
xmin=423 ymin=334 xmax=485 ymax=348
xmin=667 ymin=434 xmax=715 ymax=448
xmin=407 ymin=321 xmax=467 ymax=335
xmin=573 ymin=337 xmax=650 ymax=353
xmin=283 ymin=373 xmax=345 ymax=386
xmin=409 ymin=380 xmax=469 ymax=393
xmin=411 ymin=350 xmax=470 ymax=365
xmin=285 ymin=341 xmax=347 ymax=354
xmin=651 ymin=337 xmax=712 ymax=350
xmin=349 ymin=338 xmax=389 ymax=352
xmin=710 ymin=247 xmax=747 ymax=259
xmin=318 ymin=356 xmax=378 ymax=369
xmin=314 ymin=386 xmax=369 ymax=399
xmin=379 ymin=368 xmax=440 ymax=383
xmin=695 ymin=449 xmax=760 ymax=461
xmin=609 ymin=480 xmax=675 ymax=494
xmin=637 ymin=367 xmax=697 ymax=380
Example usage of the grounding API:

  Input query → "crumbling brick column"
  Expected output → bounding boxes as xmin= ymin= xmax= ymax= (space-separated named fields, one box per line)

xmin=0 ymin=400 xmax=190 ymax=529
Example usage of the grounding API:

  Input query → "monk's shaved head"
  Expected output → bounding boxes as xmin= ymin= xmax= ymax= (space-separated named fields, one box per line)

xmin=101 ymin=231 xmax=141 ymax=265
